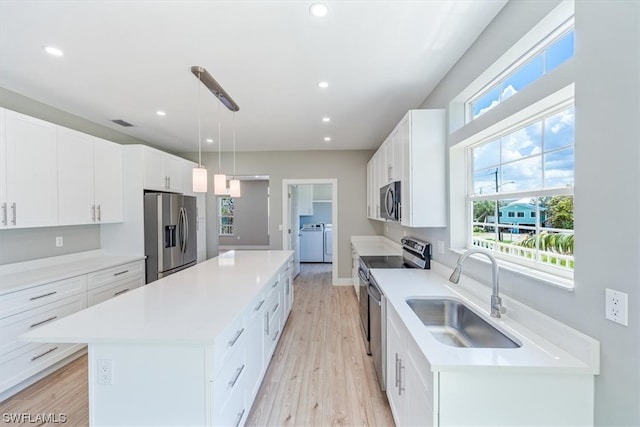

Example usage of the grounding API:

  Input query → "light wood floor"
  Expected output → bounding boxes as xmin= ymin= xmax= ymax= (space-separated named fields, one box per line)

xmin=246 ymin=263 xmax=393 ymax=426
xmin=0 ymin=263 xmax=393 ymax=426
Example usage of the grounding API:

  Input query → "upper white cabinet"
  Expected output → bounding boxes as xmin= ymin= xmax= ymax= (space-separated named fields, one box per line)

xmin=297 ymin=184 xmax=313 ymax=216
xmin=57 ymin=127 xmax=123 ymax=225
xmin=0 ymin=109 xmax=58 ymax=228
xmin=143 ymin=147 xmax=183 ymax=192
xmin=367 ymin=109 xmax=446 ymax=227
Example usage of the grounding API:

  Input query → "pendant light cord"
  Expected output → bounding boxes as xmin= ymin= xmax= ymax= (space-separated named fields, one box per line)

xmin=197 ymin=73 xmax=202 ymax=167
xmin=217 ymin=94 xmax=222 ymax=173
xmin=232 ymin=111 xmax=236 ymax=178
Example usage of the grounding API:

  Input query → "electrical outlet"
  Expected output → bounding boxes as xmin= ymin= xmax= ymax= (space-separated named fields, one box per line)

xmin=605 ymin=288 xmax=628 ymax=326
xmin=55 ymin=236 xmax=63 ymax=247
xmin=97 ymin=359 xmax=113 ymax=385
xmin=437 ymin=240 xmax=445 ymax=255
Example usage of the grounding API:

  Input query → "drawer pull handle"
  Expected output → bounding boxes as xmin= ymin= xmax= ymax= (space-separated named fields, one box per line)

xmin=272 ymin=280 xmax=279 ymax=288
xmin=233 ymin=409 xmax=246 ymax=427
xmin=31 ymin=346 xmax=58 ymax=361
xmin=254 ymin=299 xmax=265 ymax=311
xmin=29 ymin=291 xmax=57 ymax=301
xmin=228 ymin=328 xmax=245 ymax=347
xmin=114 ymin=288 xmax=130 ymax=296
xmin=272 ymin=329 xmax=280 ymax=342
xmin=272 ymin=303 xmax=279 ymax=314
xmin=30 ymin=316 xmax=58 ymax=328
xmin=113 ymin=270 xmax=129 ymax=276
xmin=265 ymin=312 xmax=270 ymax=335
xmin=228 ymin=364 xmax=245 ymax=388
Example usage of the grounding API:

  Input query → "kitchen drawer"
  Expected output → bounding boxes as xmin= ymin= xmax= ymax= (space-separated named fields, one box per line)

xmin=0 ymin=341 xmax=84 ymax=392
xmin=0 ymin=294 xmax=87 ymax=356
xmin=212 ymin=364 xmax=247 ymax=427
xmin=87 ymin=275 xmax=143 ymax=307
xmin=87 ymin=261 xmax=144 ymax=290
xmin=212 ymin=314 xmax=247 ymax=378
xmin=0 ymin=275 xmax=87 ymax=319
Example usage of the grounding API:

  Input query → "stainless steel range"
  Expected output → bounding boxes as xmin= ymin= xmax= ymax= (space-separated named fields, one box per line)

xmin=357 ymin=236 xmax=431 ymax=391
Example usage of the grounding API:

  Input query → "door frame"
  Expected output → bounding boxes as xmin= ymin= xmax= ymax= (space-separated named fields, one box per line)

xmin=282 ymin=178 xmax=338 ymax=285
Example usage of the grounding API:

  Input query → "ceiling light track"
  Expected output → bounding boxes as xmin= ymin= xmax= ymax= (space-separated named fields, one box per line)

xmin=190 ymin=66 xmax=240 ymax=112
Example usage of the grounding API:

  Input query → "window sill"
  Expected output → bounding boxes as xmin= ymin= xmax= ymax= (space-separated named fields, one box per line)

xmin=450 ymin=248 xmax=574 ymax=292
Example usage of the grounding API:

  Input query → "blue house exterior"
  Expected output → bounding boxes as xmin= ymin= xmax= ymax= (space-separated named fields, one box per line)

xmin=499 ymin=202 xmax=546 ymax=231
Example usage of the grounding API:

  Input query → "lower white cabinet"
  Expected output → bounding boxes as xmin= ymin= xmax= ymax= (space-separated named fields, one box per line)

xmin=87 ymin=260 xmax=144 ymax=306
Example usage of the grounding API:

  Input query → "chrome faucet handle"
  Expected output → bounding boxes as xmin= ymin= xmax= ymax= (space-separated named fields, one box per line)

xmin=491 ymin=294 xmax=507 ymax=318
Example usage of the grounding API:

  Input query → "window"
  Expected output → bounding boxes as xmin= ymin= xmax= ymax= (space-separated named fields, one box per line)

xmin=469 ymin=104 xmax=574 ymax=276
xmin=468 ymin=25 xmax=574 ymax=121
xmin=218 ymin=197 xmax=234 ymax=236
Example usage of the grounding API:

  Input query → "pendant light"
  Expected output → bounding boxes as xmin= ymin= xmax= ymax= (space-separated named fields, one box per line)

xmin=229 ymin=111 xmax=241 ymax=197
xmin=192 ymin=70 xmax=208 ymax=193
xmin=213 ymin=93 xmax=228 ymax=195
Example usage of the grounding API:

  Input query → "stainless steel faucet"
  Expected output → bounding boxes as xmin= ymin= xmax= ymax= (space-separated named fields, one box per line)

xmin=448 ymin=249 xmax=506 ymax=318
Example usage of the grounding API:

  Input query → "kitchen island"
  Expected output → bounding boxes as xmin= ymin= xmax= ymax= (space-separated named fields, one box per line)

xmin=20 ymin=250 xmax=294 ymax=427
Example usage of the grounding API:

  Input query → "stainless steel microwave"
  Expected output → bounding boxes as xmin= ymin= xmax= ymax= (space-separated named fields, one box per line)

xmin=380 ymin=181 xmax=401 ymax=221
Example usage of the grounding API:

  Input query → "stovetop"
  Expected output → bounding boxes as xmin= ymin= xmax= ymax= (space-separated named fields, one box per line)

xmin=360 ymin=255 xmax=408 ymax=270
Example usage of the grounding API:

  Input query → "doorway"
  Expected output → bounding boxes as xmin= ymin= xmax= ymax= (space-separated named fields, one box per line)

xmin=282 ymin=179 xmax=338 ymax=285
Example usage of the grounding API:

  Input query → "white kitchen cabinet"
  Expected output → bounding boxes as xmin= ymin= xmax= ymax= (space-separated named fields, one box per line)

xmin=281 ymin=260 xmax=294 ymax=321
xmin=0 ymin=109 xmax=58 ymax=228
xmin=399 ymin=109 xmax=446 ymax=227
xmin=143 ymin=146 xmax=184 ymax=192
xmin=297 ymin=184 xmax=313 ymax=216
xmin=367 ymin=109 xmax=445 ymax=226
xmin=245 ymin=292 xmax=266 ymax=403
xmin=57 ymin=127 xmax=123 ymax=225
xmin=86 ymin=260 xmax=144 ymax=306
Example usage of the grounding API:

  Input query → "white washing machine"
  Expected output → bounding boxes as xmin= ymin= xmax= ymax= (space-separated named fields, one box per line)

xmin=299 ymin=224 xmax=324 ymax=262
xmin=323 ymin=224 xmax=333 ymax=263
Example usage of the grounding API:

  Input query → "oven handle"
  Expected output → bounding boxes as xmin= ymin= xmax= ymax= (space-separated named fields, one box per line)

xmin=358 ymin=268 xmax=368 ymax=283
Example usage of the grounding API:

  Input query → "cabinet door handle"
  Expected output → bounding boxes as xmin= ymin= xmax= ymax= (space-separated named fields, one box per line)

xmin=228 ymin=328 xmax=245 ymax=347
xmin=97 ymin=204 xmax=102 ymax=222
xmin=30 ymin=316 xmax=58 ymax=328
xmin=113 ymin=270 xmax=129 ymax=277
xmin=91 ymin=205 xmax=96 ymax=222
xmin=272 ymin=303 xmax=279 ymax=314
xmin=1 ymin=202 xmax=6 ymax=226
xmin=254 ymin=299 xmax=265 ymax=311
xmin=272 ymin=280 xmax=279 ymax=288
xmin=272 ymin=328 xmax=280 ymax=342
xmin=11 ymin=203 xmax=16 ymax=225
xmin=228 ymin=364 xmax=245 ymax=388
xmin=265 ymin=312 xmax=270 ymax=335
xmin=29 ymin=291 xmax=57 ymax=301
xmin=233 ymin=409 xmax=246 ymax=427
xmin=114 ymin=288 xmax=130 ymax=296
xmin=31 ymin=346 xmax=58 ymax=362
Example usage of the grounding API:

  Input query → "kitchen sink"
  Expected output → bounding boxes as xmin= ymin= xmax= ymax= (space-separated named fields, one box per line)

xmin=406 ymin=298 xmax=521 ymax=348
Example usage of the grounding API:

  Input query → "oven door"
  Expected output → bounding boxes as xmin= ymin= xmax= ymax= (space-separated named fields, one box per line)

xmin=357 ymin=266 xmax=371 ymax=355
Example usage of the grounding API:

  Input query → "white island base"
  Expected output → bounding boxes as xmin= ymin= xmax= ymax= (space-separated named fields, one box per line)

xmin=21 ymin=251 xmax=295 ymax=426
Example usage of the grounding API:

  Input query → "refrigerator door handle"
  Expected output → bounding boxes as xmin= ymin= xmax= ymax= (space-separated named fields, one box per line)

xmin=183 ymin=207 xmax=189 ymax=253
xmin=179 ymin=208 xmax=186 ymax=253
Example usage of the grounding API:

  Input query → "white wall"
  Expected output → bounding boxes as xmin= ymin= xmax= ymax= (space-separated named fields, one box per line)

xmin=182 ymin=150 xmax=383 ymax=279
xmin=384 ymin=1 xmax=640 ymax=424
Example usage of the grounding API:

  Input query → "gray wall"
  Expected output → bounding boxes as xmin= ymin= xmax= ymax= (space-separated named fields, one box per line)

xmin=219 ymin=180 xmax=270 ymax=247
xmin=384 ymin=1 xmax=640 ymax=425
xmin=182 ymin=150 xmax=382 ymax=278
xmin=0 ymin=88 xmax=153 ymax=265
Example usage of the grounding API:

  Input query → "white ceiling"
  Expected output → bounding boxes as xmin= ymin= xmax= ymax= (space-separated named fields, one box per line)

xmin=0 ymin=1 xmax=506 ymax=153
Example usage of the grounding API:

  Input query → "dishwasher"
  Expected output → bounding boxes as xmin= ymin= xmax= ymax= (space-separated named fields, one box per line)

xmin=368 ymin=274 xmax=385 ymax=391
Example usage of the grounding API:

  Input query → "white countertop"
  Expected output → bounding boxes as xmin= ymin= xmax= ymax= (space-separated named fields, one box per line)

xmin=20 ymin=250 xmax=293 ymax=345
xmin=351 ymin=235 xmax=401 ymax=256
xmin=0 ymin=254 xmax=145 ymax=295
xmin=373 ymin=264 xmax=599 ymax=374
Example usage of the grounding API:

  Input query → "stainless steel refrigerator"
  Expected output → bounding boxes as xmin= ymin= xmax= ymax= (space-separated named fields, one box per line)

xmin=144 ymin=192 xmax=197 ymax=283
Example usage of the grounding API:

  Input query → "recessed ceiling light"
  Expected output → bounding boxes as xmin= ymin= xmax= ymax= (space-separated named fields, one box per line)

xmin=206 ymin=138 xmax=214 ymax=143
xmin=156 ymin=110 xmax=166 ymax=116
xmin=324 ymin=137 xmax=332 ymax=142
xmin=322 ymin=117 xmax=331 ymax=123
xmin=43 ymin=45 xmax=64 ymax=57
xmin=318 ymin=81 xmax=329 ymax=89
xmin=309 ymin=3 xmax=329 ymax=18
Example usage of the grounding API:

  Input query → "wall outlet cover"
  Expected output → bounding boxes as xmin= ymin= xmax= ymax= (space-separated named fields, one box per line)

xmin=605 ymin=288 xmax=628 ymax=326
xmin=55 ymin=236 xmax=63 ymax=247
